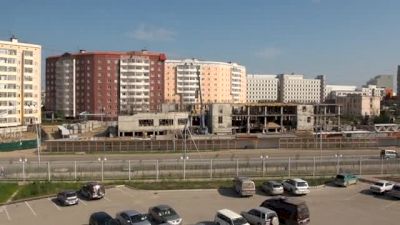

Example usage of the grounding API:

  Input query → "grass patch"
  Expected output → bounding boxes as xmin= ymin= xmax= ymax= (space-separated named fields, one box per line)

xmin=0 ymin=183 xmax=18 ymax=203
xmin=13 ymin=182 xmax=82 ymax=201
xmin=126 ymin=180 xmax=233 ymax=190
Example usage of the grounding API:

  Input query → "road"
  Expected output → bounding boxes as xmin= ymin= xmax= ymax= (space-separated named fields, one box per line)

xmin=0 ymin=148 xmax=387 ymax=162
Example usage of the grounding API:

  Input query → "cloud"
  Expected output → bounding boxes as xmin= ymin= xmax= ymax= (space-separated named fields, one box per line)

xmin=256 ymin=47 xmax=282 ymax=60
xmin=127 ymin=24 xmax=176 ymax=41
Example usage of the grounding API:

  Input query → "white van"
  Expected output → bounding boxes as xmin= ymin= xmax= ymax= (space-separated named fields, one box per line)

xmin=380 ymin=149 xmax=398 ymax=159
xmin=214 ymin=209 xmax=250 ymax=225
xmin=233 ymin=177 xmax=256 ymax=197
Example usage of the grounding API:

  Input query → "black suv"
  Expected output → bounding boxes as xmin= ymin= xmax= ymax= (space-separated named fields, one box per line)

xmin=260 ymin=197 xmax=310 ymax=225
xmin=80 ymin=182 xmax=105 ymax=200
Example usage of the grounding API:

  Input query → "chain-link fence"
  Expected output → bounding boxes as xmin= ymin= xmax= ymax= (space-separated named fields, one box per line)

xmin=0 ymin=156 xmax=399 ymax=182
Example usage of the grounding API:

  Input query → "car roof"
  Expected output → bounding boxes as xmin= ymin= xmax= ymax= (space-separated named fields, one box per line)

xmin=267 ymin=197 xmax=306 ymax=205
xmin=91 ymin=211 xmax=112 ymax=220
xmin=291 ymin=178 xmax=307 ymax=182
xmin=119 ymin=210 xmax=141 ymax=217
xmin=253 ymin=207 xmax=276 ymax=214
xmin=217 ymin=209 xmax=242 ymax=219
xmin=153 ymin=204 xmax=172 ymax=210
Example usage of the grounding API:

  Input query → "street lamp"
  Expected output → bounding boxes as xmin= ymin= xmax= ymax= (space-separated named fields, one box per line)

xmin=180 ymin=155 xmax=189 ymax=180
xmin=98 ymin=157 xmax=107 ymax=182
xmin=260 ymin=155 xmax=269 ymax=176
xmin=19 ymin=157 xmax=28 ymax=182
xmin=335 ymin=154 xmax=343 ymax=174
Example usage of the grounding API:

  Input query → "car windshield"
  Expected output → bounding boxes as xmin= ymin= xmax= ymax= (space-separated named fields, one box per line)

xmin=273 ymin=184 xmax=282 ymax=188
xmin=130 ymin=214 xmax=147 ymax=222
xmin=297 ymin=182 xmax=308 ymax=187
xmin=233 ymin=217 xmax=248 ymax=225
xmin=336 ymin=175 xmax=344 ymax=180
xmin=66 ymin=192 xmax=76 ymax=198
xmin=374 ymin=182 xmax=384 ymax=187
xmin=158 ymin=209 xmax=176 ymax=217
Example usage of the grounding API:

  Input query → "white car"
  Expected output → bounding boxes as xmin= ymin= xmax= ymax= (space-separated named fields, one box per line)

xmin=282 ymin=178 xmax=310 ymax=195
xmin=369 ymin=180 xmax=394 ymax=194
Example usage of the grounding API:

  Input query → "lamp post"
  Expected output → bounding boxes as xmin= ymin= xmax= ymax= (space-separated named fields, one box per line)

xmin=335 ymin=154 xmax=343 ymax=174
xmin=98 ymin=157 xmax=107 ymax=182
xmin=19 ymin=157 xmax=28 ymax=182
xmin=180 ymin=155 xmax=189 ymax=180
xmin=260 ymin=155 xmax=269 ymax=176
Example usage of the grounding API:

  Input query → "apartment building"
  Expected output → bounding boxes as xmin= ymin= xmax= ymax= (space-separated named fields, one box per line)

xmin=336 ymin=94 xmax=380 ymax=117
xmin=46 ymin=50 xmax=166 ymax=120
xmin=278 ymin=74 xmax=325 ymax=104
xmin=246 ymin=74 xmax=279 ymax=103
xmin=325 ymin=85 xmax=357 ymax=100
xmin=164 ymin=59 xmax=246 ymax=106
xmin=0 ymin=37 xmax=41 ymax=127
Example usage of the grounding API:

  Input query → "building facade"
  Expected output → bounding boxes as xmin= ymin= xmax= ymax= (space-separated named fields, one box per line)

xmin=325 ymin=85 xmax=357 ymax=100
xmin=336 ymin=94 xmax=380 ymax=117
xmin=45 ymin=50 xmax=166 ymax=120
xmin=0 ymin=37 xmax=41 ymax=127
xmin=246 ymin=74 xmax=279 ymax=103
xmin=164 ymin=59 xmax=246 ymax=106
xmin=278 ymin=74 xmax=325 ymax=104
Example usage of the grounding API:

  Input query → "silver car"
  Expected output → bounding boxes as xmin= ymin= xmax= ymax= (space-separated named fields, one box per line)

xmin=261 ymin=181 xmax=284 ymax=195
xmin=116 ymin=210 xmax=151 ymax=225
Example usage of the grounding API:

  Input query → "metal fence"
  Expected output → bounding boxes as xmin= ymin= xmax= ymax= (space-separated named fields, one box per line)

xmin=44 ymin=137 xmax=400 ymax=153
xmin=1 ymin=156 xmax=399 ymax=182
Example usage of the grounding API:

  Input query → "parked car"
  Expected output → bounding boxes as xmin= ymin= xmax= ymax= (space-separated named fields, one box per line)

xmin=233 ymin=176 xmax=256 ymax=197
xmin=116 ymin=210 xmax=151 ymax=225
xmin=241 ymin=207 xmax=279 ymax=225
xmin=260 ymin=197 xmax=310 ymax=225
xmin=80 ymin=182 xmax=105 ymax=200
xmin=56 ymin=190 xmax=79 ymax=206
xmin=386 ymin=183 xmax=400 ymax=199
xmin=89 ymin=211 xmax=119 ymax=225
xmin=334 ymin=173 xmax=358 ymax=187
xmin=261 ymin=181 xmax=284 ymax=195
xmin=369 ymin=180 xmax=394 ymax=194
xmin=380 ymin=149 xmax=398 ymax=159
xmin=214 ymin=209 xmax=249 ymax=225
xmin=282 ymin=179 xmax=310 ymax=195
xmin=148 ymin=205 xmax=182 ymax=225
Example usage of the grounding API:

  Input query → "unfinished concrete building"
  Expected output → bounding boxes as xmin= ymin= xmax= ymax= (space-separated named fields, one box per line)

xmin=118 ymin=112 xmax=189 ymax=137
xmin=207 ymin=103 xmax=341 ymax=135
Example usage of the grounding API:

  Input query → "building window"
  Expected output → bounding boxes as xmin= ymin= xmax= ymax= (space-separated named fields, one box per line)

xmin=159 ymin=119 xmax=174 ymax=126
xmin=218 ymin=116 xmax=223 ymax=124
xmin=139 ymin=119 xmax=154 ymax=127
xmin=307 ymin=117 xmax=311 ymax=123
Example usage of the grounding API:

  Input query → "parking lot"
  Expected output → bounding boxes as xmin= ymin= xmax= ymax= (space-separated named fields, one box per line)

xmin=0 ymin=182 xmax=400 ymax=225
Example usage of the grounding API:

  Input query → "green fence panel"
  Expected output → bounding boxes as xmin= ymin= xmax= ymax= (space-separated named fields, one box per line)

xmin=0 ymin=139 xmax=37 ymax=152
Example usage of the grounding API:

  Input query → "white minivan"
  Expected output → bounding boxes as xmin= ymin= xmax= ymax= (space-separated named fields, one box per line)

xmin=214 ymin=209 xmax=250 ymax=225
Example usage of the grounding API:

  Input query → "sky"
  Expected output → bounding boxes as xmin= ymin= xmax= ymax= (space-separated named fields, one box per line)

xmin=2 ymin=0 xmax=400 ymax=87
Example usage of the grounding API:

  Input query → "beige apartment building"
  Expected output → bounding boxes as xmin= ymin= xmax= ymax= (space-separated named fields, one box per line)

xmin=336 ymin=94 xmax=380 ymax=117
xmin=164 ymin=59 xmax=246 ymax=107
xmin=0 ymin=37 xmax=41 ymax=127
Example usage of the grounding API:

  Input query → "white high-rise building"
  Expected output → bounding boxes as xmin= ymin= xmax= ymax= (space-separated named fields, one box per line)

xmin=246 ymin=74 xmax=279 ymax=102
xmin=0 ymin=37 xmax=41 ymax=127
xmin=278 ymin=74 xmax=325 ymax=104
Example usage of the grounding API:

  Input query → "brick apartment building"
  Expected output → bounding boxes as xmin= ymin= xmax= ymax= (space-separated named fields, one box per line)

xmin=45 ymin=50 xmax=166 ymax=120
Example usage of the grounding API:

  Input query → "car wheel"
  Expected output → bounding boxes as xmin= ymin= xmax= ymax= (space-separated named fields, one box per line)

xmin=271 ymin=216 xmax=279 ymax=225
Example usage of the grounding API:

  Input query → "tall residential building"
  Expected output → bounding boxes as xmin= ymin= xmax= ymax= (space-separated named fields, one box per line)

xmin=397 ymin=66 xmax=400 ymax=97
xmin=246 ymin=74 xmax=279 ymax=103
xmin=45 ymin=50 xmax=166 ymax=120
xmin=278 ymin=74 xmax=325 ymax=104
xmin=0 ymin=37 xmax=41 ymax=127
xmin=164 ymin=59 xmax=246 ymax=106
